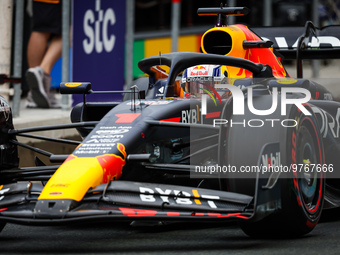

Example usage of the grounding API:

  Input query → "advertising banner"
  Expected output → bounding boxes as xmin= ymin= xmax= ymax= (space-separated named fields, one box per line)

xmin=72 ymin=0 xmax=126 ymax=104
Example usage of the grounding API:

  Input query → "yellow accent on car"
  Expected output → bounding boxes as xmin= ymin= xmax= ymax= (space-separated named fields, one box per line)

xmin=277 ymin=79 xmax=298 ymax=84
xmin=38 ymin=157 xmax=104 ymax=201
xmin=64 ymin=83 xmax=82 ymax=87
xmin=192 ymin=189 xmax=202 ymax=205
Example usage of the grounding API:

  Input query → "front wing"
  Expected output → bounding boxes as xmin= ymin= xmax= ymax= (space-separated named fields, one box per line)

xmin=0 ymin=181 xmax=256 ymax=225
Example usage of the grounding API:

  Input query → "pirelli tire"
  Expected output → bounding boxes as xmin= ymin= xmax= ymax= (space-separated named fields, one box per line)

xmin=220 ymin=95 xmax=325 ymax=238
xmin=223 ymin=93 xmax=283 ymax=196
xmin=244 ymin=105 xmax=324 ymax=238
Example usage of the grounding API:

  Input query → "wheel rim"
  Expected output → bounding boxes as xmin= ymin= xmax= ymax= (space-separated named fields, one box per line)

xmin=296 ymin=124 xmax=323 ymax=215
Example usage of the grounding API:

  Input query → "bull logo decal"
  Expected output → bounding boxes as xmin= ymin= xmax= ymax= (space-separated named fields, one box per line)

xmin=97 ymin=143 xmax=127 ymax=183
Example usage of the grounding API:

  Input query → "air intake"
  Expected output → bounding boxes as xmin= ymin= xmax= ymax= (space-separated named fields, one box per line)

xmin=202 ymin=31 xmax=232 ymax=55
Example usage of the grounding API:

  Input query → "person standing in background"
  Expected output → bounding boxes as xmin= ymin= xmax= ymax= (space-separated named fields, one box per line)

xmin=26 ymin=0 xmax=61 ymax=108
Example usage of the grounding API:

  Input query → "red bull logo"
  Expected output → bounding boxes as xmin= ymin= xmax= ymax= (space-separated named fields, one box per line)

xmin=39 ymin=143 xmax=128 ymax=201
xmin=192 ymin=65 xmax=207 ymax=71
xmin=97 ymin=143 xmax=127 ymax=183
xmin=191 ymin=65 xmax=209 ymax=76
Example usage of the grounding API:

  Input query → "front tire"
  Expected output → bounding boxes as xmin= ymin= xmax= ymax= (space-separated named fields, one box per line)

xmin=240 ymin=106 xmax=325 ymax=237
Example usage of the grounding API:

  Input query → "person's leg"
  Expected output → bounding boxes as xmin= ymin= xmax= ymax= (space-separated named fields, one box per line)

xmin=27 ymin=31 xmax=50 ymax=68
xmin=40 ymin=35 xmax=62 ymax=108
xmin=40 ymin=35 xmax=62 ymax=75
xmin=26 ymin=1 xmax=62 ymax=109
xmin=26 ymin=31 xmax=51 ymax=108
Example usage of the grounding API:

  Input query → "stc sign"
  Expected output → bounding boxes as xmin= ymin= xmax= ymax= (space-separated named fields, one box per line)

xmin=83 ymin=3 xmax=116 ymax=54
xmin=73 ymin=0 xmax=126 ymax=104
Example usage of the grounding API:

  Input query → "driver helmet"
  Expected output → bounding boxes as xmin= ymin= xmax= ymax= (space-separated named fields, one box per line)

xmin=181 ymin=65 xmax=229 ymax=97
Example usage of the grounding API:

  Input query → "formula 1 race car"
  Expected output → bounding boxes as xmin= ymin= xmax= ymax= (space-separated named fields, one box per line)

xmin=1 ymin=6 xmax=340 ymax=238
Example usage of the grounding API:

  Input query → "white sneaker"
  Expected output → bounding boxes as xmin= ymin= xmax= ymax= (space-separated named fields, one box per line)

xmin=48 ymin=93 xmax=61 ymax=108
xmin=25 ymin=91 xmax=37 ymax=108
xmin=43 ymin=74 xmax=61 ymax=108
xmin=25 ymin=66 xmax=50 ymax=108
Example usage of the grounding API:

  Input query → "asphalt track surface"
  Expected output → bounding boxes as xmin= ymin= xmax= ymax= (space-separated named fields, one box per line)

xmin=1 ymin=209 xmax=340 ymax=255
